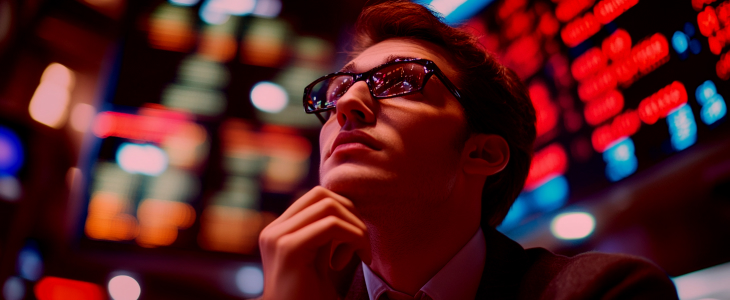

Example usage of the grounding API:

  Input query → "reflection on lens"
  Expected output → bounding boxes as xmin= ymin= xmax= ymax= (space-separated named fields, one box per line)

xmin=372 ymin=63 xmax=426 ymax=97
xmin=309 ymin=75 xmax=352 ymax=110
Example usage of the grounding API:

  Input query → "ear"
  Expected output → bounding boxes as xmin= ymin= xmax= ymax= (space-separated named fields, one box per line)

xmin=461 ymin=133 xmax=510 ymax=176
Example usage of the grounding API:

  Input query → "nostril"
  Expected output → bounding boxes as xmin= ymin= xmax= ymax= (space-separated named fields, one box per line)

xmin=353 ymin=110 xmax=365 ymax=119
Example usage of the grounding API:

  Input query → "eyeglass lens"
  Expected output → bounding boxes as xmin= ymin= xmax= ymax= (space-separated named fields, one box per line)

xmin=308 ymin=62 xmax=428 ymax=111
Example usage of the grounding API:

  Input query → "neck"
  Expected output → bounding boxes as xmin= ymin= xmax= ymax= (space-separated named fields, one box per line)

xmin=360 ymin=181 xmax=482 ymax=295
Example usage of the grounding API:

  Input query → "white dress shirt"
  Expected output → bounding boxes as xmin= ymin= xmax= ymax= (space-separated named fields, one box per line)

xmin=361 ymin=228 xmax=486 ymax=300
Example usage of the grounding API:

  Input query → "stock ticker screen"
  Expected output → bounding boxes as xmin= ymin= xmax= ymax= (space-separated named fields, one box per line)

xmin=78 ymin=0 xmax=729 ymax=254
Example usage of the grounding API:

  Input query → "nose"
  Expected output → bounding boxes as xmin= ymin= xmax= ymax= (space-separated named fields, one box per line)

xmin=335 ymin=81 xmax=376 ymax=127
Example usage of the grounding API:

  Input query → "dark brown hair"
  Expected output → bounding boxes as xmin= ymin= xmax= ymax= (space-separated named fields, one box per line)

xmin=350 ymin=1 xmax=537 ymax=227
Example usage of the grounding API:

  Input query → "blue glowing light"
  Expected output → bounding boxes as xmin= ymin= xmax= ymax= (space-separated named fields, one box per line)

xmin=603 ymin=138 xmax=637 ymax=182
xmin=672 ymin=31 xmax=689 ymax=54
xmin=701 ymin=95 xmax=727 ymax=125
xmin=420 ymin=0 xmax=495 ymax=24
xmin=17 ymin=243 xmax=42 ymax=281
xmin=531 ymin=175 xmax=569 ymax=212
xmin=695 ymin=80 xmax=717 ymax=106
xmin=684 ymin=22 xmax=696 ymax=37
xmin=667 ymin=104 xmax=697 ymax=151
xmin=689 ymin=39 xmax=701 ymax=54
xmin=498 ymin=196 xmax=528 ymax=230
xmin=0 ymin=126 xmax=24 ymax=176
xmin=602 ymin=137 xmax=635 ymax=163
xmin=168 ymin=0 xmax=199 ymax=6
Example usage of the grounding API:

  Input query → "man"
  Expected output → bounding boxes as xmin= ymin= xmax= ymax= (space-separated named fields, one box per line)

xmin=259 ymin=1 xmax=679 ymax=299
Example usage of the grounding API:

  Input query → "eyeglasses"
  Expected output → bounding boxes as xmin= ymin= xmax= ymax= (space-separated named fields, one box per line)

xmin=302 ymin=58 xmax=463 ymax=123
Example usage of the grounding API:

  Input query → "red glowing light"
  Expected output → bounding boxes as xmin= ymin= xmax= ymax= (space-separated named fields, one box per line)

xmin=591 ymin=110 xmax=641 ymax=152
xmin=593 ymin=0 xmax=639 ymax=24
xmin=555 ymin=0 xmax=595 ymax=22
xmin=708 ymin=35 xmax=724 ymax=55
xmin=505 ymin=11 xmax=534 ymax=40
xmin=631 ymin=33 xmax=670 ymax=76
xmin=718 ymin=51 xmax=730 ymax=80
xmin=529 ymin=82 xmax=560 ymax=136
xmin=35 ymin=277 xmax=105 ymax=300
xmin=611 ymin=57 xmax=638 ymax=86
xmin=602 ymin=29 xmax=632 ymax=60
xmin=718 ymin=2 xmax=730 ymax=27
xmin=571 ymin=47 xmax=607 ymax=81
xmin=92 ymin=108 xmax=190 ymax=143
xmin=698 ymin=6 xmax=720 ymax=37
xmin=578 ymin=69 xmax=617 ymax=102
xmin=584 ymin=90 xmax=624 ymax=126
xmin=561 ymin=13 xmax=602 ymax=47
xmin=525 ymin=143 xmax=568 ymax=190
xmin=693 ymin=0 xmax=719 ymax=11
xmin=498 ymin=0 xmax=527 ymax=20
xmin=538 ymin=12 xmax=560 ymax=37
xmin=638 ymin=81 xmax=688 ymax=124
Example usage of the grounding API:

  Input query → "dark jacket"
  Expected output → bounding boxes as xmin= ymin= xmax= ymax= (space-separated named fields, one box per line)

xmin=344 ymin=227 xmax=679 ymax=300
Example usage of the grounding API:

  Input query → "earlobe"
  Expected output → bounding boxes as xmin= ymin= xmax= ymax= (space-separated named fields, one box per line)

xmin=462 ymin=134 xmax=510 ymax=176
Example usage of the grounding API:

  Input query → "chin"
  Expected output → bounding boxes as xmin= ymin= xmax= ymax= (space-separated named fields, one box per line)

xmin=319 ymin=163 xmax=395 ymax=202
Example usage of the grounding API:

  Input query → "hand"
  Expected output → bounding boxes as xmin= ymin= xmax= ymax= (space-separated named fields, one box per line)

xmin=259 ymin=186 xmax=372 ymax=300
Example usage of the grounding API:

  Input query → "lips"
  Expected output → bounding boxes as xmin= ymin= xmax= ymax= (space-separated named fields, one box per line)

xmin=331 ymin=131 xmax=382 ymax=154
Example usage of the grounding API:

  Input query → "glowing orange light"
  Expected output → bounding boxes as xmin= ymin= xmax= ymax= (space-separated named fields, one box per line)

xmin=584 ymin=90 xmax=624 ymax=126
xmin=525 ymin=143 xmax=568 ymax=190
xmin=28 ymin=63 xmax=75 ymax=129
xmin=561 ymin=12 xmax=602 ymax=47
xmin=35 ymin=277 xmax=104 ymax=300
xmin=571 ymin=47 xmax=607 ymax=81
xmin=698 ymin=6 xmax=720 ymax=37
xmin=136 ymin=199 xmax=196 ymax=248
xmin=638 ymin=81 xmax=688 ymax=124
xmin=198 ymin=206 xmax=273 ymax=254
xmin=631 ymin=33 xmax=669 ymax=76
xmin=555 ymin=0 xmax=595 ymax=22
xmin=578 ymin=69 xmax=617 ymax=102
xmin=717 ymin=51 xmax=730 ymax=80
xmin=199 ymin=33 xmax=237 ymax=62
xmin=602 ymin=29 xmax=632 ymax=60
xmin=593 ymin=0 xmax=638 ymax=24
xmin=85 ymin=192 xmax=139 ymax=242
xmin=148 ymin=18 xmax=195 ymax=52
xmin=591 ymin=110 xmax=641 ymax=152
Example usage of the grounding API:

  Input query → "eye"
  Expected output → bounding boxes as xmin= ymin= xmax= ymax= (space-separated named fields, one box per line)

xmin=371 ymin=63 xmax=426 ymax=97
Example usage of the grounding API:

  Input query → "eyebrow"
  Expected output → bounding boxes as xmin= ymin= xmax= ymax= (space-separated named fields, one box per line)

xmin=340 ymin=55 xmax=419 ymax=73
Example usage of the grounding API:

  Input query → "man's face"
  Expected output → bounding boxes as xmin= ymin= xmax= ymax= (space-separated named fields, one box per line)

xmin=318 ymin=38 xmax=469 ymax=211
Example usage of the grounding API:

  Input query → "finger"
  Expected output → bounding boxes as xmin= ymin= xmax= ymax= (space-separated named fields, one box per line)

xmin=267 ymin=197 xmax=367 ymax=239
xmin=280 ymin=216 xmax=371 ymax=266
xmin=272 ymin=187 xmax=358 ymax=225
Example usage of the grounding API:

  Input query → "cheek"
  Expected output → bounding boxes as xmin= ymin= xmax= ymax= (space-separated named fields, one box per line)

xmin=319 ymin=123 xmax=339 ymax=157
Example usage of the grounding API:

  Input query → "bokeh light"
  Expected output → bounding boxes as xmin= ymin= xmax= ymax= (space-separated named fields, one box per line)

xmin=28 ymin=63 xmax=75 ymax=129
xmin=116 ymin=143 xmax=168 ymax=176
xmin=17 ymin=243 xmax=43 ymax=281
xmin=235 ymin=265 xmax=264 ymax=297
xmin=0 ymin=175 xmax=21 ymax=201
xmin=250 ymin=81 xmax=288 ymax=113
xmin=667 ymin=104 xmax=697 ymax=151
xmin=0 ymin=125 xmax=24 ymax=175
xmin=35 ymin=276 xmax=105 ymax=300
xmin=2 ymin=277 xmax=24 ymax=300
xmin=70 ymin=103 xmax=97 ymax=132
xmin=551 ymin=212 xmax=596 ymax=240
xmin=672 ymin=31 xmax=688 ymax=54
xmin=108 ymin=275 xmax=141 ymax=300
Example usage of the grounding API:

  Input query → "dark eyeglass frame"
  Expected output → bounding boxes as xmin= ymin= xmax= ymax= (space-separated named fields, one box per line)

xmin=302 ymin=58 xmax=463 ymax=124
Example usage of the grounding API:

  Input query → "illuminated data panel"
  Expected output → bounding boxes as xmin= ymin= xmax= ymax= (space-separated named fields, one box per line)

xmin=477 ymin=0 xmax=730 ymax=231
xmin=79 ymin=1 xmax=322 ymax=258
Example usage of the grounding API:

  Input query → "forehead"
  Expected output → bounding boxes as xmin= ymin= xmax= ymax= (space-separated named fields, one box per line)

xmin=345 ymin=38 xmax=459 ymax=79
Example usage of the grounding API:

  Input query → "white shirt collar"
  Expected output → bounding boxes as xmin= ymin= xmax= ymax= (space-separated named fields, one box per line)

xmin=362 ymin=228 xmax=486 ymax=300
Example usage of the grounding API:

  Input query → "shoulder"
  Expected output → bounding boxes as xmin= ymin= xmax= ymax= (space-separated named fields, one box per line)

xmin=518 ymin=248 xmax=679 ymax=300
